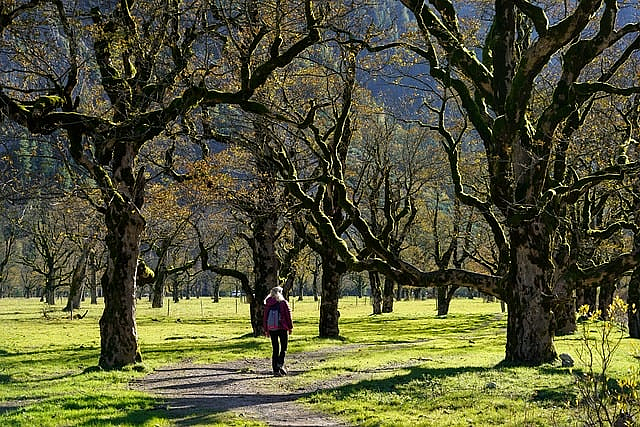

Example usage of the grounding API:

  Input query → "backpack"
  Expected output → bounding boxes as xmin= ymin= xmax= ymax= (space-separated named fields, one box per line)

xmin=266 ymin=302 xmax=281 ymax=331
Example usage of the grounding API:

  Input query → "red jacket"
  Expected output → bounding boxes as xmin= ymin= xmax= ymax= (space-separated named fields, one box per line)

xmin=263 ymin=297 xmax=293 ymax=333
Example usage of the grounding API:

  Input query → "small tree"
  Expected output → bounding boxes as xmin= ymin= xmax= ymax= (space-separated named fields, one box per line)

xmin=20 ymin=207 xmax=75 ymax=305
xmin=574 ymin=297 xmax=639 ymax=426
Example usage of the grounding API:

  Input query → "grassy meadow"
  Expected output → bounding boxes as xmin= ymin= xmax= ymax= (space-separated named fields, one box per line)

xmin=0 ymin=295 xmax=639 ymax=426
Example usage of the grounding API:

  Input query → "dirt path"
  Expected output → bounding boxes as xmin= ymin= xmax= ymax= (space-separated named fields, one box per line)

xmin=134 ymin=344 xmax=412 ymax=427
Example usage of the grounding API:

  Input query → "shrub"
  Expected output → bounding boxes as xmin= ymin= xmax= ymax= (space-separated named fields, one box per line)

xmin=574 ymin=297 xmax=639 ymax=427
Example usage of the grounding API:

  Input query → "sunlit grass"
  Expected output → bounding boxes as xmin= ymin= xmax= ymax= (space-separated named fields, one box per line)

xmin=1 ymin=296 xmax=638 ymax=426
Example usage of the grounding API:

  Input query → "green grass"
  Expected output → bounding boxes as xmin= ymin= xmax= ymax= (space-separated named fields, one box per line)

xmin=0 ymin=296 xmax=638 ymax=426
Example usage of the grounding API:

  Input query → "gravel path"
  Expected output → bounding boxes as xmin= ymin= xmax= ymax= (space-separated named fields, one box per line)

xmin=133 ymin=346 xmax=376 ymax=426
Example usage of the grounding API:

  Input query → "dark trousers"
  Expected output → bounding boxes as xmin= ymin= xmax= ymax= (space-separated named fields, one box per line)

xmin=269 ymin=329 xmax=288 ymax=373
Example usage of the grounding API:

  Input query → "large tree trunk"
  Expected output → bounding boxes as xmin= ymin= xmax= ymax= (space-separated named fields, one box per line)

xmin=504 ymin=222 xmax=557 ymax=365
xmin=98 ymin=200 xmax=144 ymax=369
xmin=629 ymin=266 xmax=640 ymax=339
xmin=250 ymin=212 xmax=280 ymax=337
xmin=319 ymin=247 xmax=342 ymax=338
xmin=98 ymin=138 xmax=147 ymax=369
xmin=370 ymin=271 xmax=382 ymax=315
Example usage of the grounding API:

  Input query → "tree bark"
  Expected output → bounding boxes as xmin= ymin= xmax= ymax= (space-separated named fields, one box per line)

xmin=312 ymin=257 xmax=320 ymax=302
xmin=44 ymin=282 xmax=55 ymax=305
xmin=297 ymin=276 xmax=304 ymax=301
xmin=369 ymin=271 xmax=382 ymax=315
xmin=319 ymin=246 xmax=342 ymax=338
xmin=436 ymin=285 xmax=458 ymax=317
xmin=382 ymin=277 xmax=394 ymax=313
xmin=87 ymin=249 xmax=98 ymax=304
xmin=98 ymin=200 xmax=144 ymax=369
xmin=504 ymin=221 xmax=557 ymax=365
xmin=553 ymin=301 xmax=576 ymax=336
xmin=151 ymin=238 xmax=176 ymax=308
xmin=250 ymin=211 xmax=280 ymax=337
xmin=212 ymin=276 xmax=220 ymax=303
xmin=552 ymin=278 xmax=576 ymax=336
xmin=151 ymin=280 xmax=165 ymax=308
xmin=0 ymin=232 xmax=14 ymax=298
xmin=64 ymin=247 xmax=89 ymax=312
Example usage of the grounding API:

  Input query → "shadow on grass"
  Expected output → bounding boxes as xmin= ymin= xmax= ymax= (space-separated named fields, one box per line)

xmin=99 ymin=410 xmax=261 ymax=427
xmin=533 ymin=385 xmax=577 ymax=404
xmin=0 ymin=396 xmax=173 ymax=427
xmin=235 ymin=332 xmax=258 ymax=339
xmin=319 ymin=365 xmax=489 ymax=396
xmin=309 ymin=363 xmax=576 ymax=407
xmin=142 ymin=338 xmax=269 ymax=359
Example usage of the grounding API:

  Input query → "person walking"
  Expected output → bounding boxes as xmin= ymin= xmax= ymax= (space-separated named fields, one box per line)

xmin=263 ymin=286 xmax=293 ymax=376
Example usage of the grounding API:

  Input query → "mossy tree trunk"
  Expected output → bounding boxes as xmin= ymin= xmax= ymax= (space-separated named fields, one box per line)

xmin=249 ymin=211 xmax=281 ymax=337
xmin=99 ymin=203 xmax=144 ymax=368
xmin=504 ymin=220 xmax=557 ymax=364
xmin=319 ymin=245 xmax=343 ymax=338
xmin=97 ymin=138 xmax=146 ymax=369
